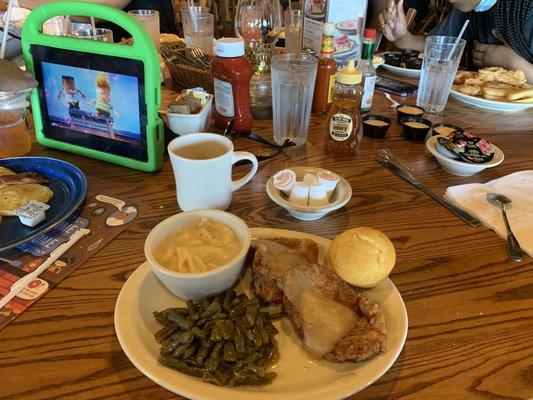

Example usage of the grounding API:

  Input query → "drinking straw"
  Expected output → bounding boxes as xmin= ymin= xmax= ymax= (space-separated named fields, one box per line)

xmin=446 ymin=19 xmax=469 ymax=62
xmin=90 ymin=16 xmax=96 ymax=29
xmin=0 ymin=0 xmax=14 ymax=59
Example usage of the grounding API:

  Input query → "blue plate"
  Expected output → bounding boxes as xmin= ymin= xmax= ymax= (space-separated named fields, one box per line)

xmin=0 ymin=157 xmax=87 ymax=252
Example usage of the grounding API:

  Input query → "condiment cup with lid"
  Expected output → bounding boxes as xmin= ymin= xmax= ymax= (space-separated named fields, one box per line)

xmin=401 ymin=116 xmax=433 ymax=141
xmin=362 ymin=114 xmax=391 ymax=139
xmin=144 ymin=209 xmax=251 ymax=300
xmin=266 ymin=166 xmax=352 ymax=221
xmin=395 ymin=104 xmax=425 ymax=123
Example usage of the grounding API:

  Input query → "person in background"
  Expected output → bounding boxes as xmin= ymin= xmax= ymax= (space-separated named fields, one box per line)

xmin=0 ymin=0 xmax=177 ymax=61
xmin=367 ymin=0 xmax=429 ymax=29
xmin=381 ymin=0 xmax=533 ymax=81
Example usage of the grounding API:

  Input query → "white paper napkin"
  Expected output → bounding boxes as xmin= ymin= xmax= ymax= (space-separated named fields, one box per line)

xmin=445 ymin=170 xmax=533 ymax=257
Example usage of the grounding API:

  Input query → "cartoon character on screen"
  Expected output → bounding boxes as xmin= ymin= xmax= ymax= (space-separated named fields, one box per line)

xmin=94 ymin=72 xmax=120 ymax=121
xmin=57 ymin=76 xmax=86 ymax=110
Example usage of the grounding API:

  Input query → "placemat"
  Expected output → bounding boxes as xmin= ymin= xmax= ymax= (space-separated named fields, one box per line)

xmin=0 ymin=191 xmax=141 ymax=330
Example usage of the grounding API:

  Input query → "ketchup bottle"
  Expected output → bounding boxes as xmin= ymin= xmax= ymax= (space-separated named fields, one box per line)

xmin=211 ymin=38 xmax=253 ymax=133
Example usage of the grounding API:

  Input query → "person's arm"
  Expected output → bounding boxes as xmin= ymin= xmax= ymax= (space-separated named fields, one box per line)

xmin=19 ymin=0 xmax=131 ymax=10
xmin=380 ymin=0 xmax=425 ymax=52
xmin=394 ymin=31 xmax=425 ymax=52
xmin=473 ymin=41 xmax=533 ymax=82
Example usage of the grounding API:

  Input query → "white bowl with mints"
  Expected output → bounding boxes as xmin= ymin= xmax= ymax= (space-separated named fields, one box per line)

xmin=426 ymin=135 xmax=504 ymax=177
xmin=266 ymin=166 xmax=352 ymax=221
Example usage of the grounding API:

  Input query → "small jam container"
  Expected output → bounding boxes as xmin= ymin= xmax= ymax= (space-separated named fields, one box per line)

xmin=396 ymin=104 xmax=425 ymax=123
xmin=401 ymin=116 xmax=433 ymax=141
xmin=431 ymin=123 xmax=464 ymax=136
xmin=362 ymin=114 xmax=391 ymax=139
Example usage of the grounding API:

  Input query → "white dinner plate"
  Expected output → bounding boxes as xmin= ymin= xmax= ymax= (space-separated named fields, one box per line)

xmin=114 ymin=228 xmax=408 ymax=400
xmin=378 ymin=53 xmax=421 ymax=78
xmin=449 ymin=85 xmax=533 ymax=112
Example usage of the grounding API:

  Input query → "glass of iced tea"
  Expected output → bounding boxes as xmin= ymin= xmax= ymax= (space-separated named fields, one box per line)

xmin=0 ymin=93 xmax=31 ymax=157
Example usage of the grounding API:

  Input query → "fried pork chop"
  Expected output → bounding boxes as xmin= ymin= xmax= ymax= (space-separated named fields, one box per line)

xmin=251 ymin=238 xmax=386 ymax=362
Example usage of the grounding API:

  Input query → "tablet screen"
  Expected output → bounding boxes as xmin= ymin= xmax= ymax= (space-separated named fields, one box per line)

xmin=31 ymin=45 xmax=148 ymax=161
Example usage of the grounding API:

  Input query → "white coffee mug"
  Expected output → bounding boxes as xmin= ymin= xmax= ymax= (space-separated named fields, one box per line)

xmin=168 ymin=133 xmax=258 ymax=211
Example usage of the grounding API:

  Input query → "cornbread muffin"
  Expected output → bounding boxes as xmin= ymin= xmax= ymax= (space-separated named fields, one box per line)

xmin=329 ymin=227 xmax=396 ymax=288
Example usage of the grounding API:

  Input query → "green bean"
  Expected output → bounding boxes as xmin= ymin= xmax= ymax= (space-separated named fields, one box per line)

xmin=160 ymin=339 xmax=180 ymax=356
xmin=186 ymin=300 xmax=196 ymax=314
xmin=246 ymin=328 xmax=255 ymax=342
xmin=255 ymin=326 xmax=267 ymax=347
xmin=228 ymin=300 xmax=247 ymax=319
xmin=154 ymin=290 xmax=279 ymax=387
xmin=182 ymin=342 xmax=199 ymax=359
xmin=191 ymin=326 xmax=206 ymax=339
xmin=234 ymin=325 xmax=246 ymax=353
xmin=170 ymin=331 xmax=194 ymax=344
xmin=171 ymin=343 xmax=190 ymax=358
xmin=223 ymin=341 xmax=237 ymax=362
xmin=222 ymin=290 xmax=236 ymax=312
xmin=245 ymin=304 xmax=258 ymax=327
xmin=216 ymin=320 xmax=234 ymax=340
xmin=195 ymin=343 xmax=212 ymax=364
xmin=158 ymin=356 xmax=203 ymax=377
xmin=210 ymin=325 xmax=222 ymax=342
xmin=206 ymin=341 xmax=223 ymax=372
xmin=154 ymin=323 xmax=178 ymax=343
xmin=165 ymin=309 xmax=190 ymax=329
xmin=200 ymin=299 xmax=221 ymax=318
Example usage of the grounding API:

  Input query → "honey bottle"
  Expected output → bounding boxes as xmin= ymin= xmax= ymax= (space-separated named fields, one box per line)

xmin=324 ymin=59 xmax=362 ymax=154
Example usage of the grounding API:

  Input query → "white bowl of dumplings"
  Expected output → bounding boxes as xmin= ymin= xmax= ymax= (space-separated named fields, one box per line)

xmin=144 ymin=209 xmax=251 ymax=300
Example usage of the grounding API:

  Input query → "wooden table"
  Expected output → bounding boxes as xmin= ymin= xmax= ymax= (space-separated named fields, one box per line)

xmin=1 ymin=84 xmax=532 ymax=400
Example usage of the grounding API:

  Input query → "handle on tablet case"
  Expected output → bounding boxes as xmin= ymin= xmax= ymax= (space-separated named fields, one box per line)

xmin=23 ymin=1 xmax=156 ymax=56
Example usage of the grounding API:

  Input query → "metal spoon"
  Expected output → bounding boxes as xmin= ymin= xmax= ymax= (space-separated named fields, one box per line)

xmin=486 ymin=193 xmax=525 ymax=261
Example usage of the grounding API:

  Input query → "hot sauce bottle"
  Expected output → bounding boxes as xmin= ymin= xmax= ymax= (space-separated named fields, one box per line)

xmin=324 ymin=60 xmax=363 ymax=155
xmin=211 ymin=38 xmax=253 ymax=133
xmin=312 ymin=22 xmax=336 ymax=114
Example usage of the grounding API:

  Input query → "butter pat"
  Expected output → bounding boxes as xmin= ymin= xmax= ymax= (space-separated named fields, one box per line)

xmin=15 ymin=200 xmax=50 ymax=227
xmin=302 ymin=173 xmax=319 ymax=186
xmin=317 ymin=171 xmax=340 ymax=199
xmin=288 ymin=182 xmax=310 ymax=206
xmin=309 ymin=184 xmax=329 ymax=207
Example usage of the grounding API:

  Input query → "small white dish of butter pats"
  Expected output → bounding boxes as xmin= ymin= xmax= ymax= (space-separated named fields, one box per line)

xmin=266 ymin=166 xmax=352 ymax=221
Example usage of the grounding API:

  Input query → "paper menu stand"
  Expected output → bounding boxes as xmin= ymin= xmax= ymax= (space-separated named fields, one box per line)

xmin=302 ymin=0 xmax=368 ymax=65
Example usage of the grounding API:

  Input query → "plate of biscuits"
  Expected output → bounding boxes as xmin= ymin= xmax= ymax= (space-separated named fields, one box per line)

xmin=450 ymin=67 xmax=532 ymax=112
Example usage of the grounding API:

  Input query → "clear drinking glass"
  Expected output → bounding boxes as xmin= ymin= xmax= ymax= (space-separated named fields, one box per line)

xmin=271 ymin=53 xmax=318 ymax=146
xmin=284 ymin=10 xmax=302 ymax=54
xmin=43 ymin=16 xmax=71 ymax=36
xmin=128 ymin=9 xmax=161 ymax=51
xmin=174 ymin=3 xmax=209 ymax=26
xmin=0 ymin=93 xmax=31 ymax=157
xmin=181 ymin=11 xmax=214 ymax=55
xmin=416 ymin=36 xmax=466 ymax=113
xmin=72 ymin=28 xmax=114 ymax=42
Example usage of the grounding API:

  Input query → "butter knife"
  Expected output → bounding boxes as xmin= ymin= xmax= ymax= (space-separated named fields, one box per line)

xmin=378 ymin=158 xmax=482 ymax=227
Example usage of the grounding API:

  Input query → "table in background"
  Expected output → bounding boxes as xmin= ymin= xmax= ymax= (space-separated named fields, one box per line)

xmin=0 ymin=84 xmax=532 ymax=400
